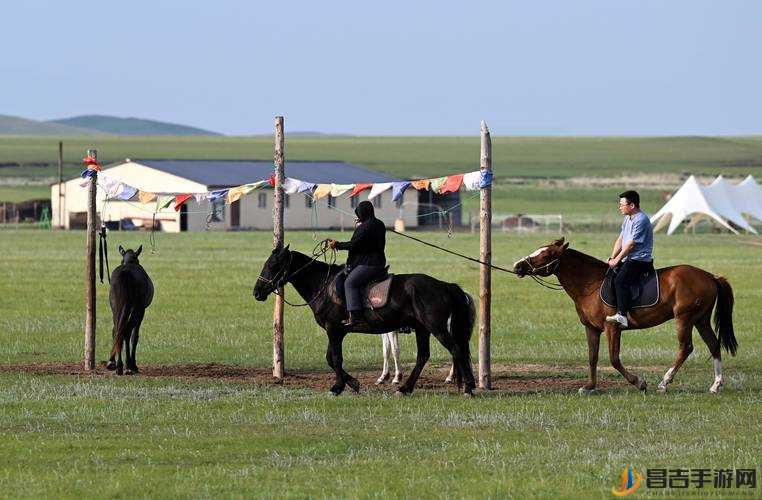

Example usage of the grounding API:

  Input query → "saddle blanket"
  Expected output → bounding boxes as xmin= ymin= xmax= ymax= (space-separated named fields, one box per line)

xmin=600 ymin=267 xmax=659 ymax=309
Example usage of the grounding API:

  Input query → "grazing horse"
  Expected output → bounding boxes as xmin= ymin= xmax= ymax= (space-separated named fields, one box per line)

xmin=513 ymin=238 xmax=737 ymax=394
xmin=253 ymin=245 xmax=476 ymax=396
xmin=376 ymin=331 xmax=455 ymax=385
xmin=106 ymin=245 xmax=154 ymax=375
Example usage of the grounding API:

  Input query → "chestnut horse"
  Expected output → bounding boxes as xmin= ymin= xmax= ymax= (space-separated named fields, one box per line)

xmin=513 ymin=238 xmax=737 ymax=394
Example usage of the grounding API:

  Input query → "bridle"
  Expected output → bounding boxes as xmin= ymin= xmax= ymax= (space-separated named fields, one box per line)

xmin=256 ymin=240 xmax=337 ymax=307
xmin=521 ymin=254 xmax=565 ymax=291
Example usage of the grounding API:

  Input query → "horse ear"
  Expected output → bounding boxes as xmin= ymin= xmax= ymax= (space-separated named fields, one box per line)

xmin=135 ymin=245 xmax=143 ymax=257
xmin=284 ymin=244 xmax=290 ymax=251
xmin=562 ymin=241 xmax=569 ymax=251
xmin=119 ymin=245 xmax=125 ymax=256
xmin=554 ymin=237 xmax=565 ymax=246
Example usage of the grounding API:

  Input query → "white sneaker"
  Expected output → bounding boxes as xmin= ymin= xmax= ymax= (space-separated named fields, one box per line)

xmin=605 ymin=313 xmax=628 ymax=328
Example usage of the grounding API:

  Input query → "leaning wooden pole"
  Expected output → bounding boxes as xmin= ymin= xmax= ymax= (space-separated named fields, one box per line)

xmin=478 ymin=121 xmax=492 ymax=389
xmin=84 ymin=149 xmax=98 ymax=371
xmin=272 ymin=116 xmax=286 ymax=380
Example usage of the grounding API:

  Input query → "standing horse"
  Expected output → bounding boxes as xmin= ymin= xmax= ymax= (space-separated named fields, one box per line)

xmin=253 ymin=245 xmax=476 ymax=396
xmin=376 ymin=331 xmax=456 ymax=385
xmin=513 ymin=238 xmax=737 ymax=394
xmin=106 ymin=245 xmax=154 ymax=375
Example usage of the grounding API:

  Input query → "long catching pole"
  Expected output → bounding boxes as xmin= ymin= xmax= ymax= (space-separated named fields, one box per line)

xmin=84 ymin=149 xmax=98 ymax=371
xmin=272 ymin=116 xmax=285 ymax=380
xmin=58 ymin=141 xmax=64 ymax=228
xmin=478 ymin=121 xmax=492 ymax=389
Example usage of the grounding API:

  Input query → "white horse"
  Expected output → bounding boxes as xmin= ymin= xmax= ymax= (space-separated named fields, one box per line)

xmin=376 ymin=331 xmax=456 ymax=385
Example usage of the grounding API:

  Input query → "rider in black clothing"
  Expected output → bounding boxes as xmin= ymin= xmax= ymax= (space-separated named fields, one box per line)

xmin=327 ymin=200 xmax=387 ymax=328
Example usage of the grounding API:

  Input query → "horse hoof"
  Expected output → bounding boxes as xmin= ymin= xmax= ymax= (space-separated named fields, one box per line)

xmin=375 ymin=378 xmax=386 ymax=386
xmin=394 ymin=390 xmax=408 ymax=398
xmin=709 ymin=382 xmax=723 ymax=394
xmin=578 ymin=386 xmax=599 ymax=396
xmin=462 ymin=391 xmax=473 ymax=399
xmin=105 ymin=361 xmax=116 ymax=371
xmin=347 ymin=379 xmax=360 ymax=393
xmin=637 ymin=376 xmax=648 ymax=392
xmin=327 ymin=391 xmax=340 ymax=397
xmin=444 ymin=377 xmax=453 ymax=384
xmin=125 ymin=369 xmax=136 ymax=376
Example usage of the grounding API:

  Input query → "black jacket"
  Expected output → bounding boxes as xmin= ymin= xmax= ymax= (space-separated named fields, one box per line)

xmin=336 ymin=201 xmax=386 ymax=268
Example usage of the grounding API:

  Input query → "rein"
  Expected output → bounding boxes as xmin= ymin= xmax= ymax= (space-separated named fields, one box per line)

xmin=258 ymin=240 xmax=337 ymax=307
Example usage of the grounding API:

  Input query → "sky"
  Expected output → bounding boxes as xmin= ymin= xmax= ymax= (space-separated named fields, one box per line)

xmin=1 ymin=1 xmax=760 ymax=136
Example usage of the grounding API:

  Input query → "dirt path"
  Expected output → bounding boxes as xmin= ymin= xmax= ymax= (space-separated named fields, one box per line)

xmin=0 ymin=361 xmax=628 ymax=394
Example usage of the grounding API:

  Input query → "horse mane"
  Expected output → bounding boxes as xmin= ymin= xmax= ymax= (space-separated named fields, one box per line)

xmin=563 ymin=247 xmax=607 ymax=270
xmin=289 ymin=249 xmax=344 ymax=274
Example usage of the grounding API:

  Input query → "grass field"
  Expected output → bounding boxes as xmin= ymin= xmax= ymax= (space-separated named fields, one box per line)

xmin=0 ymin=229 xmax=760 ymax=498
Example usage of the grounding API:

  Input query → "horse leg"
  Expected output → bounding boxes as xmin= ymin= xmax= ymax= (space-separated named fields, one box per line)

xmin=605 ymin=325 xmax=646 ymax=391
xmin=444 ymin=362 xmax=455 ymax=384
xmin=657 ymin=315 xmax=694 ymax=393
xmin=106 ymin=325 xmax=118 ymax=370
xmin=376 ymin=333 xmax=391 ymax=385
xmin=579 ymin=326 xmax=601 ymax=394
xmin=126 ymin=309 xmax=144 ymax=375
xmin=326 ymin=328 xmax=360 ymax=395
xmin=396 ymin=329 xmax=430 ymax=396
xmin=695 ymin=313 xmax=723 ymax=394
xmin=389 ymin=332 xmax=403 ymax=384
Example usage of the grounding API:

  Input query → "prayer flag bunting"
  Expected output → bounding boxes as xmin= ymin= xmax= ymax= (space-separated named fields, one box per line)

xmin=138 ymin=191 xmax=157 ymax=204
xmin=368 ymin=182 xmax=393 ymax=200
xmin=410 ymin=179 xmax=430 ymax=191
xmin=174 ymin=194 xmax=192 ymax=211
xmin=350 ymin=183 xmax=372 ymax=197
xmin=392 ymin=181 xmax=411 ymax=201
xmin=429 ymin=176 xmax=447 ymax=193
xmin=313 ymin=184 xmax=332 ymax=200
xmin=440 ymin=174 xmax=464 ymax=194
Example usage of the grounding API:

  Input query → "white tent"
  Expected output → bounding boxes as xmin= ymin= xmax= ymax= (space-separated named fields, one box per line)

xmin=734 ymin=175 xmax=762 ymax=222
xmin=650 ymin=175 xmax=756 ymax=235
xmin=704 ymin=176 xmax=757 ymax=233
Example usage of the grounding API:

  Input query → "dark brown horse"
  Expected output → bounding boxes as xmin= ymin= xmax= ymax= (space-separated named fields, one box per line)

xmin=253 ymin=245 xmax=477 ymax=396
xmin=513 ymin=238 xmax=737 ymax=394
xmin=106 ymin=245 xmax=154 ymax=375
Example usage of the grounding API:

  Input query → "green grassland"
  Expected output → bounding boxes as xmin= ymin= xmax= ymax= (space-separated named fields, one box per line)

xmin=0 ymin=230 xmax=760 ymax=498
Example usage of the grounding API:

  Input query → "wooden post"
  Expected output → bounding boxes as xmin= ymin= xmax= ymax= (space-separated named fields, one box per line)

xmin=272 ymin=117 xmax=285 ymax=380
xmin=478 ymin=121 xmax=492 ymax=390
xmin=58 ymin=141 xmax=64 ymax=228
xmin=84 ymin=149 xmax=98 ymax=371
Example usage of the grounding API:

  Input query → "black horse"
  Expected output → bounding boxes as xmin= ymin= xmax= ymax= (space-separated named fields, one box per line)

xmin=106 ymin=245 xmax=154 ymax=375
xmin=254 ymin=245 xmax=477 ymax=396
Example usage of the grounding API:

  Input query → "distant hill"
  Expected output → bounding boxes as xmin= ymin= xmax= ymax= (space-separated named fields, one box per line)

xmin=0 ymin=114 xmax=104 ymax=136
xmin=48 ymin=115 xmax=221 ymax=136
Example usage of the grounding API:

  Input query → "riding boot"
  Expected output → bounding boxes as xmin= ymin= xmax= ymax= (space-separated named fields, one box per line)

xmin=342 ymin=310 xmax=368 ymax=328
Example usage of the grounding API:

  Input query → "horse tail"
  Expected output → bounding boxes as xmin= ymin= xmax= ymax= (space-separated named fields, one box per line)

xmin=713 ymin=276 xmax=737 ymax=356
xmin=446 ymin=284 xmax=476 ymax=388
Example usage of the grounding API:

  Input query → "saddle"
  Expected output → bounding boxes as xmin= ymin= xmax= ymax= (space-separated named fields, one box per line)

xmin=600 ymin=266 xmax=659 ymax=309
xmin=331 ymin=266 xmax=394 ymax=310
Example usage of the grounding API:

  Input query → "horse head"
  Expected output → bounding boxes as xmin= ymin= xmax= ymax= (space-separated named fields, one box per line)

xmin=253 ymin=244 xmax=291 ymax=301
xmin=513 ymin=237 xmax=569 ymax=277
xmin=118 ymin=245 xmax=142 ymax=266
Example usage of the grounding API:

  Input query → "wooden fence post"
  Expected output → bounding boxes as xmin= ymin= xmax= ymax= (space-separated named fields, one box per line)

xmin=478 ymin=121 xmax=492 ymax=390
xmin=58 ymin=141 xmax=64 ymax=228
xmin=272 ymin=116 xmax=285 ymax=380
xmin=84 ymin=149 xmax=97 ymax=371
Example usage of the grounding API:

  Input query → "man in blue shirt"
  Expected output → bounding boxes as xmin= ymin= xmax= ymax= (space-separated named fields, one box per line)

xmin=605 ymin=190 xmax=654 ymax=328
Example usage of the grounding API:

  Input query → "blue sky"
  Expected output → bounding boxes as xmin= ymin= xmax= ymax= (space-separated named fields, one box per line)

xmin=1 ymin=1 xmax=760 ymax=135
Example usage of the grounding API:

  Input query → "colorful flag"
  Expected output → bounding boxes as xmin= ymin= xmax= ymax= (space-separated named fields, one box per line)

xmin=479 ymin=170 xmax=493 ymax=188
xmin=330 ymin=184 xmax=354 ymax=197
xmin=313 ymin=184 xmax=332 ymax=200
xmin=115 ymin=185 xmax=137 ymax=201
xmin=440 ymin=174 xmax=464 ymax=194
xmin=350 ymin=183 xmax=372 ymax=197
xmin=242 ymin=181 xmax=267 ymax=194
xmin=429 ymin=176 xmax=447 ymax=193
xmin=462 ymin=171 xmax=481 ymax=190
xmin=297 ymin=181 xmax=316 ymax=193
xmin=368 ymin=182 xmax=393 ymax=200
xmin=392 ymin=181 xmax=411 ymax=201
xmin=282 ymin=178 xmax=302 ymax=194
xmin=209 ymin=189 xmax=229 ymax=201
xmin=138 ymin=191 xmax=157 ymax=204
xmin=410 ymin=179 xmax=430 ymax=191
xmin=157 ymin=195 xmax=174 ymax=210
xmin=174 ymin=194 xmax=192 ymax=211
xmin=227 ymin=186 xmax=246 ymax=204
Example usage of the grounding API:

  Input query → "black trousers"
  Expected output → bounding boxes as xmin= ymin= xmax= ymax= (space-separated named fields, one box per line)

xmin=335 ymin=265 xmax=385 ymax=311
xmin=613 ymin=259 xmax=653 ymax=315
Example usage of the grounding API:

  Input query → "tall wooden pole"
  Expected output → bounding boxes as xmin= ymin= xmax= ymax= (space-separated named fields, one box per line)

xmin=84 ymin=149 xmax=98 ymax=371
xmin=478 ymin=121 xmax=492 ymax=390
xmin=58 ymin=141 xmax=64 ymax=228
xmin=272 ymin=117 xmax=285 ymax=380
